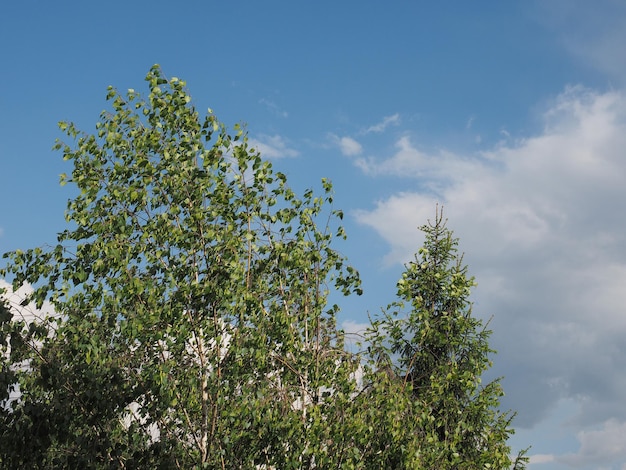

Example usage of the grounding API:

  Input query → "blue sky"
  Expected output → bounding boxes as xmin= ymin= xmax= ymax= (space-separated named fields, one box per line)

xmin=3 ymin=1 xmax=626 ymax=467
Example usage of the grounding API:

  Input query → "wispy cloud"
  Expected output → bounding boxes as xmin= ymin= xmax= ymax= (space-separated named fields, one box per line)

xmin=328 ymin=114 xmax=399 ymax=158
xmin=364 ymin=113 xmax=400 ymax=134
xmin=248 ymin=134 xmax=299 ymax=159
xmin=259 ymin=98 xmax=289 ymax=118
xmin=466 ymin=115 xmax=476 ymax=130
xmin=536 ymin=1 xmax=626 ymax=84
xmin=353 ymin=86 xmax=626 ymax=456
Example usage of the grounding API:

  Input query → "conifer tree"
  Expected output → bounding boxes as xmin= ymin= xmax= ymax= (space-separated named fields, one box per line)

xmin=366 ymin=208 xmax=527 ymax=469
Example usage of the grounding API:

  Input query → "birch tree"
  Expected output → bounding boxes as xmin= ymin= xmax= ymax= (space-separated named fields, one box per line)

xmin=0 ymin=66 xmax=362 ymax=468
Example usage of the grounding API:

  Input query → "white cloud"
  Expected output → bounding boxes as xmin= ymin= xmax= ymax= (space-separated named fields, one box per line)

xmin=353 ymin=135 xmax=483 ymax=186
xmin=529 ymin=454 xmax=556 ymax=465
xmin=336 ymin=136 xmax=363 ymax=156
xmin=328 ymin=114 xmax=399 ymax=158
xmin=352 ymin=86 xmax=626 ymax=462
xmin=341 ymin=319 xmax=368 ymax=336
xmin=364 ymin=113 xmax=400 ymax=134
xmin=1 ymin=280 xmax=61 ymax=406
xmin=558 ymin=419 xmax=626 ymax=468
xmin=340 ymin=319 xmax=369 ymax=352
xmin=353 ymin=192 xmax=434 ymax=266
xmin=248 ymin=134 xmax=299 ymax=159
xmin=0 ymin=279 xmax=59 ymax=327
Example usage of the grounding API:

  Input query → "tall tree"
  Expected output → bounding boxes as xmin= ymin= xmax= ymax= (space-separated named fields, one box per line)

xmin=365 ymin=208 xmax=527 ymax=469
xmin=0 ymin=66 xmax=362 ymax=468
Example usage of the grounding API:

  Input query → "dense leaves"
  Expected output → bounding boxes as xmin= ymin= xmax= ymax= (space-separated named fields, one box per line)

xmin=366 ymin=208 xmax=527 ymax=468
xmin=1 ymin=67 xmax=525 ymax=469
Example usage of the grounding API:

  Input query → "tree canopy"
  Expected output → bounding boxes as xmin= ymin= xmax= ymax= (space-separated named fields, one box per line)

xmin=366 ymin=208 xmax=527 ymax=468
xmin=0 ymin=66 xmax=525 ymax=469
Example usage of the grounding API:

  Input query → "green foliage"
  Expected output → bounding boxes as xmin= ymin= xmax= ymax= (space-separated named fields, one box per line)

xmin=0 ymin=66 xmax=363 ymax=468
xmin=0 ymin=68 xmax=525 ymax=469
xmin=365 ymin=207 xmax=527 ymax=469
